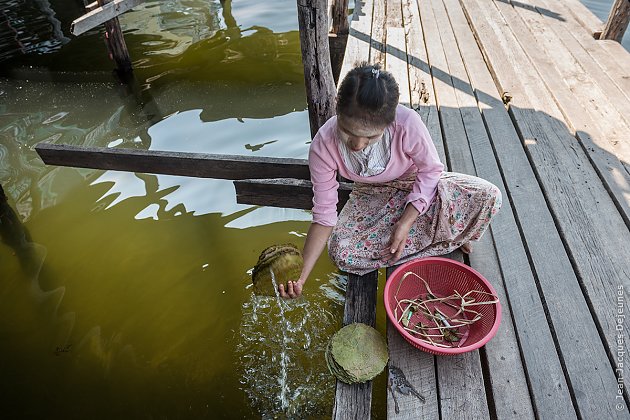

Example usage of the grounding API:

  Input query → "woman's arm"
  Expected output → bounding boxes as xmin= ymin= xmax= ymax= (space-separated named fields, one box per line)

xmin=278 ymin=222 xmax=333 ymax=299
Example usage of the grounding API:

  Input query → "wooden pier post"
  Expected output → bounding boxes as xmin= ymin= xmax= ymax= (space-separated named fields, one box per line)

xmin=329 ymin=0 xmax=349 ymax=84
xmin=331 ymin=0 xmax=349 ymax=35
xmin=600 ymin=0 xmax=630 ymax=42
xmin=297 ymin=0 xmax=338 ymax=137
xmin=97 ymin=0 xmax=133 ymax=75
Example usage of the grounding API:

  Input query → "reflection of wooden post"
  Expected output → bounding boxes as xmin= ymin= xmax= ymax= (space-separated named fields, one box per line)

xmin=297 ymin=0 xmax=337 ymax=137
xmin=97 ymin=0 xmax=133 ymax=75
xmin=600 ymin=0 xmax=630 ymax=42
xmin=0 ymin=184 xmax=34 ymax=269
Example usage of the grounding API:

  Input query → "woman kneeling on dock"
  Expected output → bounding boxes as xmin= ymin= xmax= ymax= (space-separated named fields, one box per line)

xmin=279 ymin=62 xmax=502 ymax=299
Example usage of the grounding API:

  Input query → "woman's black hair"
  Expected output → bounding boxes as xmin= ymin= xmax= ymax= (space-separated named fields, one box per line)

xmin=336 ymin=62 xmax=399 ymax=127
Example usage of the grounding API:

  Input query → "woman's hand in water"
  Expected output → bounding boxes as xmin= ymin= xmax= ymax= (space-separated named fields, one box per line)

xmin=278 ymin=279 xmax=304 ymax=299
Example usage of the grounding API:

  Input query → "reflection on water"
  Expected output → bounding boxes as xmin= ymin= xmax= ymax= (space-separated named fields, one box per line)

xmin=0 ymin=0 xmax=69 ymax=61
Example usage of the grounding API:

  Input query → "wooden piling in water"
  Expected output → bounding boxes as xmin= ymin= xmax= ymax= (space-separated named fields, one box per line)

xmin=297 ymin=0 xmax=338 ymax=137
xmin=329 ymin=0 xmax=349 ymax=84
xmin=600 ymin=0 xmax=630 ymax=42
xmin=97 ymin=0 xmax=133 ymax=75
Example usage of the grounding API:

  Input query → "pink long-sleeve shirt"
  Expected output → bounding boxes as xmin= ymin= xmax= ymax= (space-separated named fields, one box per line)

xmin=309 ymin=104 xmax=445 ymax=226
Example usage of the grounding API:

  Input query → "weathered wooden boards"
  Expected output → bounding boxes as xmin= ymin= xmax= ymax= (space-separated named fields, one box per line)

xmin=383 ymin=2 xmax=442 ymax=418
xmin=332 ymin=271 xmax=379 ymax=420
xmin=414 ymin=1 xmax=494 ymax=419
xmin=71 ymin=0 xmax=145 ymax=35
xmin=460 ymin=0 xmax=630 ymax=416
xmin=498 ymin=0 xmax=630 ymax=226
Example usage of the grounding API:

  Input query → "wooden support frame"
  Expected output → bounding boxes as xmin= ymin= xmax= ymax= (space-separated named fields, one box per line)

xmin=71 ymin=0 xmax=145 ymax=35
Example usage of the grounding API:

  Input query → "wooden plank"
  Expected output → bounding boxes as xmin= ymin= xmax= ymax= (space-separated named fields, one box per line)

xmin=462 ymin=0 xmax=630 ymax=415
xmin=455 ymin=0 xmax=580 ymax=417
xmin=548 ymin=0 xmax=630 ymax=98
xmin=483 ymin=0 xmax=630 ymax=406
xmin=385 ymin=265 xmax=439 ymax=419
xmin=339 ymin=0 xmax=374 ymax=81
xmin=385 ymin=1 xmax=411 ymax=107
xmin=71 ymin=0 xmax=145 ymax=36
xmin=401 ymin=0 xmax=446 ymax=165
xmin=523 ymin=0 xmax=630 ymax=121
xmin=597 ymin=38 xmax=630 ymax=75
xmin=436 ymin=0 xmax=536 ymax=419
xmin=416 ymin=2 xmax=492 ymax=419
xmin=370 ymin=0 xmax=387 ymax=65
xmin=431 ymin=250 xmax=487 ymax=420
xmin=516 ymin=0 xmax=630 ymax=174
xmin=517 ymin=0 xmax=630 ymax=112
xmin=555 ymin=0 xmax=604 ymax=35
xmin=383 ymin=3 xmax=439 ymax=419
xmin=35 ymin=143 xmax=311 ymax=180
xmin=332 ymin=271 xmax=379 ymax=420
xmin=233 ymin=178 xmax=352 ymax=210
xmin=493 ymin=0 xmax=630 ymax=226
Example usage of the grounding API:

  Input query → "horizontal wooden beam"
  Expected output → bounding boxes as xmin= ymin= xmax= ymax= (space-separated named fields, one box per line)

xmin=234 ymin=178 xmax=352 ymax=210
xmin=71 ymin=0 xmax=145 ymax=36
xmin=35 ymin=143 xmax=311 ymax=180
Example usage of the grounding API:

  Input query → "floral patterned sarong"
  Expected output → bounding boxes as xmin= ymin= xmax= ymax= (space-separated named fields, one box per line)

xmin=327 ymin=172 xmax=502 ymax=275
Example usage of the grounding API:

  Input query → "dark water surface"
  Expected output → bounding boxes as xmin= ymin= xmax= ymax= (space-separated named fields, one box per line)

xmin=0 ymin=0 xmax=392 ymax=418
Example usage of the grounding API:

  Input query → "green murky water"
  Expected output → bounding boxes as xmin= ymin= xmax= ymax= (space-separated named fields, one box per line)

xmin=0 ymin=0 xmax=389 ymax=418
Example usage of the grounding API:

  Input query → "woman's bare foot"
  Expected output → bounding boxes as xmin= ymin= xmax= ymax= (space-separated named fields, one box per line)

xmin=460 ymin=242 xmax=473 ymax=254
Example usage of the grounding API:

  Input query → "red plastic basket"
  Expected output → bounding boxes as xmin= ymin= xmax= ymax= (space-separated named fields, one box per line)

xmin=384 ymin=257 xmax=502 ymax=356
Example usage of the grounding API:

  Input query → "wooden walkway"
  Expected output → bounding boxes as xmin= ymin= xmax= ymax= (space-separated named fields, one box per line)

xmin=333 ymin=0 xmax=630 ymax=418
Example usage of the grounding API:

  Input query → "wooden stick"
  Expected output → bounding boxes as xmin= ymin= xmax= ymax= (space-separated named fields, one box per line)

xmin=97 ymin=0 xmax=133 ymax=74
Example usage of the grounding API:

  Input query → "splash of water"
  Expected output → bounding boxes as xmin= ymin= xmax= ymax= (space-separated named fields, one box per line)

xmin=237 ymin=272 xmax=346 ymax=418
xmin=269 ymin=268 xmax=290 ymax=410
